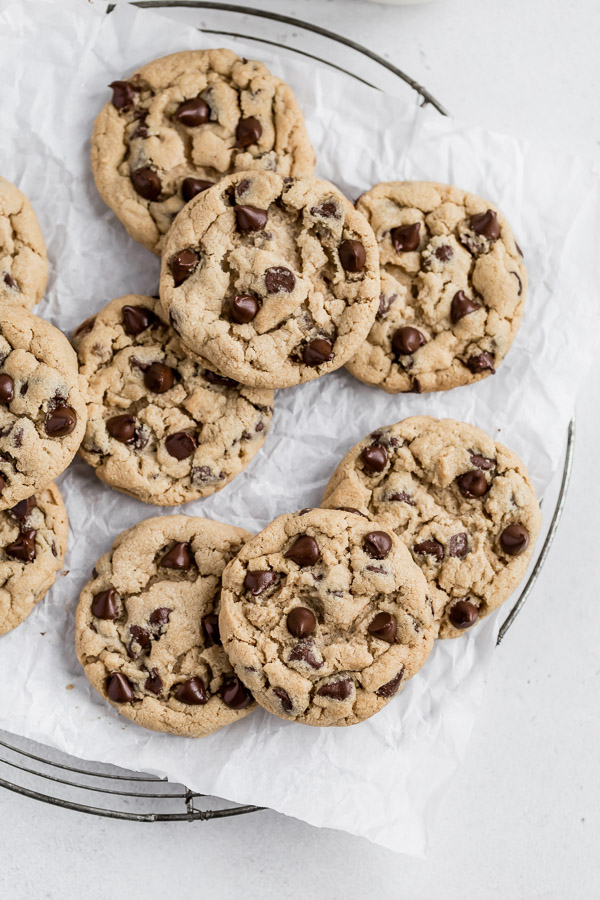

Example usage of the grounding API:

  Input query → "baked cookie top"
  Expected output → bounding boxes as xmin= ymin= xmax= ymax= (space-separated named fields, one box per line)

xmin=0 ymin=482 xmax=68 ymax=636
xmin=0 ymin=175 xmax=48 ymax=310
xmin=73 ymin=295 xmax=273 ymax=507
xmin=322 ymin=416 xmax=541 ymax=638
xmin=0 ymin=307 xmax=86 ymax=510
xmin=75 ymin=515 xmax=255 ymax=737
xmin=346 ymin=181 xmax=527 ymax=393
xmin=91 ymin=49 xmax=316 ymax=254
xmin=219 ymin=507 xmax=434 ymax=727
xmin=159 ymin=172 xmax=380 ymax=389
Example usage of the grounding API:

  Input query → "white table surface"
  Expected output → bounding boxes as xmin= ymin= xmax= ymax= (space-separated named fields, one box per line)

xmin=2 ymin=1 xmax=599 ymax=897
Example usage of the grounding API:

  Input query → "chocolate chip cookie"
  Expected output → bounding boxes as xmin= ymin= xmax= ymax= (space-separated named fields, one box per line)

xmin=75 ymin=515 xmax=255 ymax=737
xmin=91 ymin=49 xmax=316 ymax=255
xmin=159 ymin=172 xmax=380 ymax=389
xmin=0 ymin=307 xmax=86 ymax=510
xmin=73 ymin=295 xmax=273 ymax=506
xmin=346 ymin=181 xmax=527 ymax=393
xmin=219 ymin=508 xmax=434 ymax=726
xmin=322 ymin=417 xmax=541 ymax=638
xmin=0 ymin=175 xmax=48 ymax=309
xmin=0 ymin=482 xmax=68 ymax=635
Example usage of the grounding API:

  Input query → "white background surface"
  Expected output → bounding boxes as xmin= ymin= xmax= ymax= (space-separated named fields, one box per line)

xmin=1 ymin=0 xmax=599 ymax=897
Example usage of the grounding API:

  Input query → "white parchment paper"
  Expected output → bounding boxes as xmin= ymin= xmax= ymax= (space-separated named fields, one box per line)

xmin=0 ymin=0 xmax=599 ymax=855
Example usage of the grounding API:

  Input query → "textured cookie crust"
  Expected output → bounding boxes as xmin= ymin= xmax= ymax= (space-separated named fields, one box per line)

xmin=0 ymin=307 xmax=86 ymax=510
xmin=219 ymin=508 xmax=434 ymax=727
xmin=74 ymin=295 xmax=273 ymax=506
xmin=75 ymin=515 xmax=256 ymax=737
xmin=0 ymin=175 xmax=48 ymax=309
xmin=91 ymin=49 xmax=316 ymax=254
xmin=159 ymin=172 xmax=380 ymax=388
xmin=0 ymin=482 xmax=68 ymax=636
xmin=346 ymin=181 xmax=527 ymax=393
xmin=322 ymin=417 xmax=541 ymax=638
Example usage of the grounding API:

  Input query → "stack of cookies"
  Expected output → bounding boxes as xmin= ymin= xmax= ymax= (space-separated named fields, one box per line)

xmin=0 ymin=48 xmax=540 ymax=738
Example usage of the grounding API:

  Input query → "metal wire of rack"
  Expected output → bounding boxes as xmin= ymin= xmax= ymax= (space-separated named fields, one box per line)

xmin=0 ymin=1 xmax=576 ymax=822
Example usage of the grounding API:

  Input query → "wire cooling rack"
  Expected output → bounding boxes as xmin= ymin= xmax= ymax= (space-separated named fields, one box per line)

xmin=0 ymin=1 xmax=576 ymax=822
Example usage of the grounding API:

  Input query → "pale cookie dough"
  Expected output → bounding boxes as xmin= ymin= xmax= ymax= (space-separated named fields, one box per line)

xmin=0 ymin=175 xmax=48 ymax=309
xmin=74 ymin=295 xmax=273 ymax=506
xmin=159 ymin=171 xmax=380 ymax=389
xmin=91 ymin=49 xmax=316 ymax=254
xmin=0 ymin=307 xmax=86 ymax=510
xmin=75 ymin=515 xmax=256 ymax=737
xmin=322 ymin=417 xmax=541 ymax=639
xmin=346 ymin=181 xmax=527 ymax=393
xmin=0 ymin=482 xmax=68 ymax=636
xmin=219 ymin=507 xmax=434 ymax=727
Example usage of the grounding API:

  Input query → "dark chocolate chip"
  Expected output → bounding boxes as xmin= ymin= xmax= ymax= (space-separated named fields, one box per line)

xmin=122 ymin=305 xmax=156 ymax=336
xmin=143 ymin=362 xmax=175 ymax=394
xmin=391 ymin=222 xmax=420 ymax=252
xmin=5 ymin=528 xmax=36 ymax=562
xmin=338 ymin=239 xmax=366 ymax=273
xmin=181 ymin=178 xmax=213 ymax=203
xmin=106 ymin=672 xmax=134 ymax=703
xmin=230 ymin=294 xmax=260 ymax=324
xmin=363 ymin=531 xmax=392 ymax=560
xmin=3 ymin=273 xmax=17 ymax=289
xmin=413 ymin=540 xmax=444 ymax=562
xmin=149 ymin=607 xmax=172 ymax=626
xmin=284 ymin=535 xmax=320 ymax=567
xmin=411 ymin=378 xmax=422 ymax=394
xmin=235 ymin=205 xmax=268 ymax=232
xmin=511 ymin=271 xmax=523 ymax=296
xmin=368 ymin=611 xmax=397 ymax=643
xmin=202 ymin=613 xmax=221 ymax=647
xmin=0 ymin=474 xmax=6 ymax=495
xmin=0 ymin=375 xmax=15 ymax=404
xmin=273 ymin=687 xmax=293 ymax=712
xmin=286 ymin=606 xmax=316 ymax=638
xmin=170 ymin=248 xmax=198 ymax=286
xmin=109 ymin=81 xmax=136 ymax=111
xmin=448 ymin=533 xmax=469 ymax=558
xmin=244 ymin=570 xmax=279 ymax=595
xmin=174 ymin=97 xmax=209 ymax=126
xmin=434 ymin=244 xmax=453 ymax=262
xmin=449 ymin=600 xmax=479 ymax=629
xmin=174 ymin=676 xmax=208 ymax=705
xmin=106 ymin=414 xmax=136 ymax=444
xmin=361 ymin=442 xmax=388 ymax=473
xmin=44 ymin=406 xmax=77 ymax=437
xmin=131 ymin=167 xmax=161 ymax=201
xmin=388 ymin=491 xmax=415 ymax=506
xmin=91 ymin=589 xmax=119 ymax=619
xmin=72 ymin=316 xmax=96 ymax=340
xmin=470 ymin=454 xmax=495 ymax=470
xmin=392 ymin=326 xmax=426 ymax=356
xmin=265 ymin=266 xmax=295 ymax=293
xmin=9 ymin=496 xmax=36 ymax=520
xmin=451 ymin=291 xmax=481 ymax=324
xmin=165 ymin=431 xmax=197 ymax=460
xmin=471 ymin=209 xmax=500 ymax=240
xmin=221 ymin=677 xmax=253 ymax=709
xmin=499 ymin=524 xmax=529 ymax=556
xmin=317 ymin=678 xmax=353 ymax=701
xmin=310 ymin=201 xmax=339 ymax=218
xmin=159 ymin=541 xmax=193 ymax=570
xmin=191 ymin=465 xmax=224 ymax=484
xmin=377 ymin=292 xmax=397 ymax=318
xmin=457 ymin=470 xmax=488 ymax=498
xmin=235 ymin=116 xmax=262 ymax=148
xmin=128 ymin=625 xmax=151 ymax=657
xmin=302 ymin=338 xmax=334 ymax=367
xmin=376 ymin=667 xmax=405 ymax=698
xmin=145 ymin=669 xmax=163 ymax=694
xmin=464 ymin=352 xmax=496 ymax=374
xmin=289 ymin=639 xmax=323 ymax=669
xmin=204 ymin=369 xmax=239 ymax=388
xmin=337 ymin=506 xmax=368 ymax=517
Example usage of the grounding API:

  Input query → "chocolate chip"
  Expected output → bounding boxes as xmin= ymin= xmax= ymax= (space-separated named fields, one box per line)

xmin=230 ymin=294 xmax=260 ymax=324
xmin=284 ymin=535 xmax=320 ymax=567
xmin=91 ymin=589 xmax=119 ymax=619
xmin=5 ymin=529 xmax=36 ymax=562
xmin=149 ymin=607 xmax=171 ymax=626
xmin=511 ymin=271 xmax=523 ymax=296
xmin=221 ymin=677 xmax=253 ymax=709
xmin=361 ymin=442 xmax=388 ymax=473
xmin=287 ymin=607 xmax=316 ymax=638
xmin=181 ymin=178 xmax=213 ymax=203
xmin=174 ymin=97 xmax=209 ymax=126
xmin=499 ymin=524 xmax=529 ymax=556
xmin=449 ymin=600 xmax=479 ymax=629
xmin=191 ymin=465 xmax=224 ymax=484
xmin=317 ymin=678 xmax=353 ymax=700
xmin=174 ymin=676 xmax=208 ymax=705
xmin=310 ymin=201 xmax=339 ymax=218
xmin=368 ymin=611 xmax=396 ymax=643
xmin=376 ymin=667 xmax=405 ymax=698
xmin=289 ymin=639 xmax=323 ymax=669
xmin=235 ymin=205 xmax=268 ymax=233
xmin=363 ymin=531 xmax=392 ymax=560
xmin=145 ymin=669 xmax=163 ymax=694
xmin=204 ymin=369 xmax=239 ymax=388
xmin=106 ymin=672 xmax=134 ymax=703
xmin=107 ymin=414 xmax=136 ymax=444
xmin=434 ymin=244 xmax=453 ymax=262
xmin=377 ymin=292 xmax=397 ymax=318
xmin=159 ymin=541 xmax=193 ymax=569
xmin=9 ymin=496 xmax=36 ymax=520
xmin=244 ymin=570 xmax=279 ymax=595
xmin=464 ymin=352 xmax=495 ymax=374
xmin=19 ymin=382 xmax=28 ymax=396
xmin=202 ymin=613 xmax=221 ymax=646
xmin=144 ymin=362 xmax=175 ymax=394
xmin=413 ymin=540 xmax=444 ymax=562
xmin=3 ymin=273 xmax=17 ymax=289
xmin=391 ymin=222 xmax=420 ymax=252
xmin=302 ymin=338 xmax=334 ymax=367
xmin=265 ymin=266 xmax=295 ymax=293
xmin=0 ymin=474 xmax=6 ymax=495
xmin=457 ymin=470 xmax=488 ymax=498
xmin=71 ymin=317 xmax=96 ymax=342
xmin=131 ymin=167 xmax=161 ymax=201
xmin=122 ymin=305 xmax=156 ymax=336
xmin=388 ymin=491 xmax=415 ymax=506
xmin=165 ymin=431 xmax=196 ymax=460
xmin=451 ymin=291 xmax=481 ymax=324
xmin=337 ymin=506 xmax=368 ymax=517
xmin=109 ymin=81 xmax=136 ymax=111
xmin=470 ymin=454 xmax=495 ymax=470
xmin=128 ymin=625 xmax=151 ymax=657
xmin=338 ymin=239 xmax=366 ymax=273
xmin=471 ymin=209 xmax=500 ymax=241
xmin=44 ymin=406 xmax=77 ymax=437
xmin=411 ymin=377 xmax=422 ymax=394
xmin=235 ymin=116 xmax=262 ymax=148
xmin=273 ymin=687 xmax=293 ymax=712
xmin=170 ymin=248 xmax=198 ymax=286
xmin=516 ymin=242 xmax=524 ymax=257
xmin=0 ymin=375 xmax=14 ymax=404
xmin=392 ymin=326 xmax=426 ymax=356
xmin=448 ymin=533 xmax=469 ymax=558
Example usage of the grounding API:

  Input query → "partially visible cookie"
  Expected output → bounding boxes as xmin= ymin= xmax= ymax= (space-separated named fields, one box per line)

xmin=0 ymin=307 xmax=86 ymax=510
xmin=73 ymin=295 xmax=273 ymax=506
xmin=0 ymin=482 xmax=68 ymax=635
xmin=219 ymin=508 xmax=434 ymax=727
xmin=91 ymin=49 xmax=316 ymax=254
xmin=75 ymin=515 xmax=255 ymax=737
xmin=346 ymin=181 xmax=527 ymax=393
xmin=0 ymin=175 xmax=48 ymax=309
xmin=322 ymin=417 xmax=541 ymax=638
xmin=159 ymin=171 xmax=380 ymax=389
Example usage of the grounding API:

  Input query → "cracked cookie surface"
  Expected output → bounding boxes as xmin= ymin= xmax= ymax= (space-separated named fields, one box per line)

xmin=0 ymin=482 xmax=67 ymax=635
xmin=219 ymin=507 xmax=434 ymax=726
xmin=0 ymin=306 xmax=86 ymax=510
xmin=0 ymin=175 xmax=48 ymax=310
xmin=74 ymin=295 xmax=273 ymax=506
xmin=159 ymin=171 xmax=380 ymax=389
xmin=346 ymin=181 xmax=527 ymax=393
xmin=75 ymin=514 xmax=255 ymax=737
xmin=322 ymin=416 xmax=541 ymax=638
xmin=91 ymin=49 xmax=316 ymax=255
